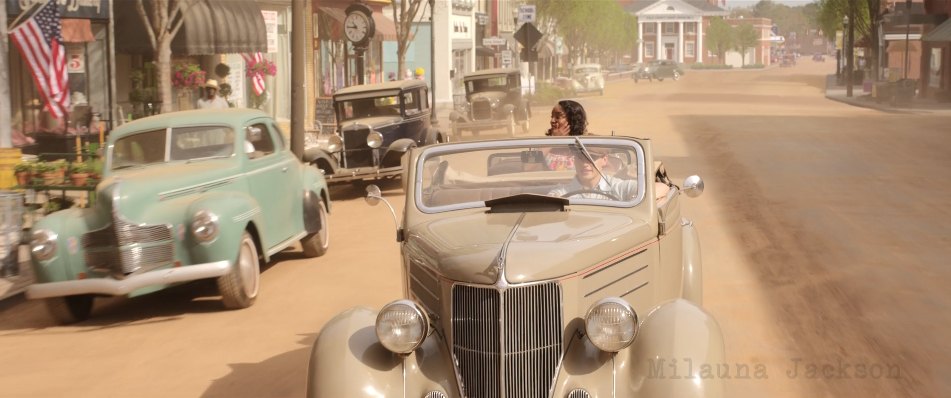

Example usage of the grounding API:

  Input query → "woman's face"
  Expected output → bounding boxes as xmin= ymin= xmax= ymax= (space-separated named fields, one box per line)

xmin=549 ymin=105 xmax=570 ymax=136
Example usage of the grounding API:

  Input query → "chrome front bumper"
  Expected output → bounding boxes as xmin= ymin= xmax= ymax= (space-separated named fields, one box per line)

xmin=25 ymin=260 xmax=231 ymax=299
xmin=324 ymin=166 xmax=402 ymax=182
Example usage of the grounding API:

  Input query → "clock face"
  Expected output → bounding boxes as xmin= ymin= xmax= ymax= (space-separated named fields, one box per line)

xmin=344 ymin=12 xmax=370 ymax=43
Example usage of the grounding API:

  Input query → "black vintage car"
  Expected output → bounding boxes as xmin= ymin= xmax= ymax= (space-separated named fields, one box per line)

xmin=449 ymin=68 xmax=531 ymax=140
xmin=634 ymin=60 xmax=684 ymax=82
xmin=303 ymin=80 xmax=446 ymax=183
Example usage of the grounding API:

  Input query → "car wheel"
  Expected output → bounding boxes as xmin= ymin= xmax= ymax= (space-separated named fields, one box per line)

xmin=507 ymin=117 xmax=516 ymax=137
xmin=218 ymin=232 xmax=260 ymax=309
xmin=658 ymin=77 xmax=664 ymax=82
xmin=300 ymin=201 xmax=329 ymax=258
xmin=673 ymin=71 xmax=680 ymax=81
xmin=520 ymin=118 xmax=530 ymax=134
xmin=44 ymin=294 xmax=94 ymax=324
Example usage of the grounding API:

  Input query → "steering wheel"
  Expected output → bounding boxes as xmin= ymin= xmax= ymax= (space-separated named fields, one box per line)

xmin=560 ymin=189 xmax=619 ymax=201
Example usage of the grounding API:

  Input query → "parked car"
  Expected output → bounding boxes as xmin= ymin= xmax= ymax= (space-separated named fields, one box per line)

xmin=304 ymin=80 xmax=445 ymax=184
xmin=570 ymin=63 xmax=606 ymax=95
xmin=632 ymin=62 xmax=654 ymax=83
xmin=307 ymin=136 xmax=724 ymax=397
xmin=26 ymin=109 xmax=331 ymax=324
xmin=812 ymin=53 xmax=825 ymax=62
xmin=643 ymin=59 xmax=684 ymax=81
xmin=449 ymin=68 xmax=531 ymax=139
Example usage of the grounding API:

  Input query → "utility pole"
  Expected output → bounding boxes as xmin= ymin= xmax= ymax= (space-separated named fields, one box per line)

xmin=846 ymin=0 xmax=855 ymax=98
xmin=1 ymin=1 xmax=12 ymax=148
xmin=429 ymin=0 xmax=437 ymax=125
xmin=290 ymin=0 xmax=305 ymax=158
xmin=903 ymin=0 xmax=912 ymax=80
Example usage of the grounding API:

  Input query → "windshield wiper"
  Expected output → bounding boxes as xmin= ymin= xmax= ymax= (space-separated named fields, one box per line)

xmin=573 ymin=136 xmax=609 ymax=185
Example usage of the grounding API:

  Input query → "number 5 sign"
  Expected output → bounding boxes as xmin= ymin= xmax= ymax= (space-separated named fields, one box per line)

xmin=67 ymin=50 xmax=85 ymax=73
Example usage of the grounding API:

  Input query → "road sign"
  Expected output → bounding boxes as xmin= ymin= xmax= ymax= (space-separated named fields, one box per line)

xmin=501 ymin=50 xmax=513 ymax=68
xmin=483 ymin=37 xmax=507 ymax=46
xmin=518 ymin=5 xmax=536 ymax=23
xmin=514 ymin=23 xmax=542 ymax=49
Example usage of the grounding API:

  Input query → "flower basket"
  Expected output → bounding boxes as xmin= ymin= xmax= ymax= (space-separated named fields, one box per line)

xmin=172 ymin=63 xmax=207 ymax=90
xmin=247 ymin=58 xmax=277 ymax=78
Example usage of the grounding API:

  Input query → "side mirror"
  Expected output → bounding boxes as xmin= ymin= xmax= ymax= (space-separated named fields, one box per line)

xmin=683 ymin=175 xmax=704 ymax=198
xmin=365 ymin=184 xmax=403 ymax=242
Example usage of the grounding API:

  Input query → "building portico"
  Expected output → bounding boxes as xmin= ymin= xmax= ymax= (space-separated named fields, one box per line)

xmin=626 ymin=0 xmax=727 ymax=64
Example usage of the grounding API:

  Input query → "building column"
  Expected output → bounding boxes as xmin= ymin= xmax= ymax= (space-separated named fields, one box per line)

xmin=656 ymin=21 xmax=662 ymax=60
xmin=697 ymin=20 xmax=703 ymax=64
xmin=637 ymin=22 xmax=643 ymax=63
xmin=678 ymin=21 xmax=684 ymax=63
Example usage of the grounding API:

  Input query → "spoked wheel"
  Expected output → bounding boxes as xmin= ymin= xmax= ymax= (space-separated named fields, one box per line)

xmin=300 ymin=201 xmax=330 ymax=258
xmin=45 ymin=294 xmax=94 ymax=324
xmin=218 ymin=232 xmax=260 ymax=309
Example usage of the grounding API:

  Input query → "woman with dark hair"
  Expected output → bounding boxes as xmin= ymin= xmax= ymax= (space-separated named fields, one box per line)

xmin=546 ymin=99 xmax=588 ymax=136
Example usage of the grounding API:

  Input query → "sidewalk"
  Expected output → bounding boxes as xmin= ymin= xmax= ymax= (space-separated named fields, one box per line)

xmin=824 ymin=74 xmax=951 ymax=115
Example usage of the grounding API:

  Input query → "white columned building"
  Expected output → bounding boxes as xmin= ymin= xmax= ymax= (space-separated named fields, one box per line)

xmin=625 ymin=0 xmax=727 ymax=64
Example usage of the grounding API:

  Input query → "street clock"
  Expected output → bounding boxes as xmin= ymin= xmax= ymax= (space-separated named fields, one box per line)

xmin=344 ymin=3 xmax=375 ymax=47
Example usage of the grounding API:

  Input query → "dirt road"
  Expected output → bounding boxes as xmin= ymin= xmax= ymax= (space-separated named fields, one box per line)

xmin=1 ymin=61 xmax=948 ymax=397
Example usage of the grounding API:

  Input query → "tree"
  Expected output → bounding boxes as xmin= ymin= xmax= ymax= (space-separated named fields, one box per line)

xmin=706 ymin=18 xmax=734 ymax=64
xmin=389 ymin=0 xmax=428 ymax=79
xmin=133 ymin=0 xmax=199 ymax=113
xmin=534 ymin=0 xmax=637 ymax=65
xmin=734 ymin=23 xmax=759 ymax=66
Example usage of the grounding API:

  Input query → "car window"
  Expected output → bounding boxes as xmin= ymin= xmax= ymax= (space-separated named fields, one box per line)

xmin=338 ymin=95 xmax=401 ymax=121
xmin=246 ymin=123 xmax=276 ymax=158
xmin=467 ymin=76 xmax=510 ymax=93
xmin=404 ymin=90 xmax=422 ymax=116
xmin=112 ymin=128 xmax=168 ymax=169
xmin=417 ymin=139 xmax=644 ymax=212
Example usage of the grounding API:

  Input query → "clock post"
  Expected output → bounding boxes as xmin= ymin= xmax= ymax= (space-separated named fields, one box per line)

xmin=345 ymin=2 xmax=375 ymax=86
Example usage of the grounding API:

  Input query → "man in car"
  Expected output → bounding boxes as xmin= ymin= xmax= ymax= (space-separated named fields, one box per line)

xmin=548 ymin=146 xmax=637 ymax=201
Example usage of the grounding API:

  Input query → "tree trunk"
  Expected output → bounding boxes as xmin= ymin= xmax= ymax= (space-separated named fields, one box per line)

xmin=155 ymin=38 xmax=172 ymax=113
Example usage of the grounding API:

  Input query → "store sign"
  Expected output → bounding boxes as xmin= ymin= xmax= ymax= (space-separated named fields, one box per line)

xmin=483 ymin=37 xmax=506 ymax=46
xmin=6 ymin=0 xmax=109 ymax=19
xmin=66 ymin=49 xmax=84 ymax=73
xmin=262 ymin=10 xmax=279 ymax=54
xmin=475 ymin=12 xmax=488 ymax=26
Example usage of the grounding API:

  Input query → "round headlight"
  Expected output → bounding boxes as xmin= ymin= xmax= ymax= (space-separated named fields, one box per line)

xmin=30 ymin=229 xmax=58 ymax=261
xmin=376 ymin=300 xmax=429 ymax=354
xmin=191 ymin=210 xmax=219 ymax=243
xmin=585 ymin=298 xmax=638 ymax=352
xmin=324 ymin=134 xmax=343 ymax=152
xmin=367 ymin=130 xmax=383 ymax=149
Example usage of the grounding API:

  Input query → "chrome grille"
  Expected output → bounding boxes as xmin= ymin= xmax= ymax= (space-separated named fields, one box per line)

xmin=83 ymin=217 xmax=173 ymax=276
xmin=452 ymin=282 xmax=563 ymax=398
xmin=341 ymin=128 xmax=374 ymax=168
xmin=471 ymin=99 xmax=492 ymax=120
xmin=566 ymin=389 xmax=591 ymax=398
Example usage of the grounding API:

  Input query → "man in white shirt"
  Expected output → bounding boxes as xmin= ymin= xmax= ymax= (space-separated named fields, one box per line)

xmin=548 ymin=147 xmax=637 ymax=201
xmin=197 ymin=79 xmax=229 ymax=109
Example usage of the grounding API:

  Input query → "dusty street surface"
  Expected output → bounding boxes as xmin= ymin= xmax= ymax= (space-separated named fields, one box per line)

xmin=2 ymin=61 xmax=949 ymax=397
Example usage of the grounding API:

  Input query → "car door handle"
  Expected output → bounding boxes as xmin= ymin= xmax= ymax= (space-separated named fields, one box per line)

xmin=282 ymin=167 xmax=288 ymax=172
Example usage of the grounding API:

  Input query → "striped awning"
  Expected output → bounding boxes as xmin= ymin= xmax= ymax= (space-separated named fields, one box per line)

xmin=115 ymin=0 xmax=267 ymax=55
xmin=923 ymin=19 xmax=951 ymax=42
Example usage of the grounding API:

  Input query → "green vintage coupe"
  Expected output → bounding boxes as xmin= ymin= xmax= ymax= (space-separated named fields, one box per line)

xmin=26 ymin=109 xmax=331 ymax=324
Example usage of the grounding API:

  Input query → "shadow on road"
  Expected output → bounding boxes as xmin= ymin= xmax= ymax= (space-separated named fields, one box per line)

xmin=202 ymin=333 xmax=317 ymax=398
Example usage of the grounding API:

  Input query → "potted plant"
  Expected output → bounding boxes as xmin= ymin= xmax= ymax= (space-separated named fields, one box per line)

xmin=14 ymin=161 xmax=35 ymax=186
xmin=33 ymin=162 xmax=58 ymax=185
xmin=69 ymin=162 xmax=91 ymax=186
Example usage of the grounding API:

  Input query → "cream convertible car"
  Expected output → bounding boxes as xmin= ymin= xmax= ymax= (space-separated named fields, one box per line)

xmin=307 ymin=136 xmax=724 ymax=398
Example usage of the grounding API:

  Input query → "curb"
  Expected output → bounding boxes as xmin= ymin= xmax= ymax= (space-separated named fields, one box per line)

xmin=824 ymin=93 xmax=916 ymax=114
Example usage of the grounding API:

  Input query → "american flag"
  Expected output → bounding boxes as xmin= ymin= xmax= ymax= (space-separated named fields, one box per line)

xmin=9 ymin=1 xmax=69 ymax=118
xmin=242 ymin=52 xmax=267 ymax=96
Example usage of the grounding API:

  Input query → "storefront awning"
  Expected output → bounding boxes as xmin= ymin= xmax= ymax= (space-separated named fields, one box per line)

xmin=923 ymin=19 xmax=951 ymax=42
xmin=316 ymin=7 xmax=398 ymax=42
xmin=115 ymin=0 xmax=267 ymax=55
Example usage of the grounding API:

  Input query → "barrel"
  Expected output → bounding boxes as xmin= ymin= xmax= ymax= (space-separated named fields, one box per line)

xmin=0 ymin=148 xmax=24 ymax=189
xmin=0 ymin=190 xmax=24 ymax=277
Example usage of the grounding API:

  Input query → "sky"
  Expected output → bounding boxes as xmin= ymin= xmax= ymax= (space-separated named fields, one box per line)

xmin=726 ymin=0 xmax=817 ymax=8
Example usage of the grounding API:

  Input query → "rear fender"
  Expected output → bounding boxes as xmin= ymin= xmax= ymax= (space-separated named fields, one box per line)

xmin=306 ymin=307 xmax=458 ymax=398
xmin=619 ymin=299 xmax=725 ymax=398
xmin=423 ymin=127 xmax=444 ymax=145
xmin=303 ymin=147 xmax=338 ymax=177
xmin=302 ymin=190 xmax=323 ymax=234
xmin=382 ymin=138 xmax=416 ymax=168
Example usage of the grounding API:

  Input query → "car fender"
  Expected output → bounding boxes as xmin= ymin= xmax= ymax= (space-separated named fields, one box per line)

xmin=423 ymin=127 xmax=444 ymax=146
xmin=382 ymin=138 xmax=417 ymax=168
xmin=300 ymin=166 xmax=330 ymax=213
xmin=306 ymin=307 xmax=458 ymax=398
xmin=449 ymin=110 xmax=469 ymax=123
xmin=682 ymin=219 xmax=703 ymax=305
xmin=619 ymin=299 xmax=725 ymax=398
xmin=185 ymin=191 xmax=265 ymax=264
xmin=303 ymin=147 xmax=338 ymax=177
xmin=28 ymin=208 xmax=95 ymax=283
xmin=302 ymin=189 xmax=325 ymax=234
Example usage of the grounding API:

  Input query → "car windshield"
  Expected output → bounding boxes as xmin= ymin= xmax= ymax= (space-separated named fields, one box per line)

xmin=466 ymin=75 xmax=514 ymax=93
xmin=111 ymin=126 xmax=236 ymax=170
xmin=574 ymin=67 xmax=599 ymax=75
xmin=337 ymin=95 xmax=401 ymax=121
xmin=416 ymin=138 xmax=644 ymax=212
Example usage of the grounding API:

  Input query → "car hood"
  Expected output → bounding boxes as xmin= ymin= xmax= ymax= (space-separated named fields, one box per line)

xmin=98 ymin=158 xmax=240 ymax=220
xmin=404 ymin=210 xmax=652 ymax=284
xmin=469 ymin=91 xmax=507 ymax=103
xmin=340 ymin=116 xmax=402 ymax=130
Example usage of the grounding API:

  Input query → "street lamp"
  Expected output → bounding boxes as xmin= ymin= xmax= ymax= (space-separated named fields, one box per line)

xmin=844 ymin=9 xmax=854 ymax=98
xmin=429 ymin=0 xmax=437 ymax=125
